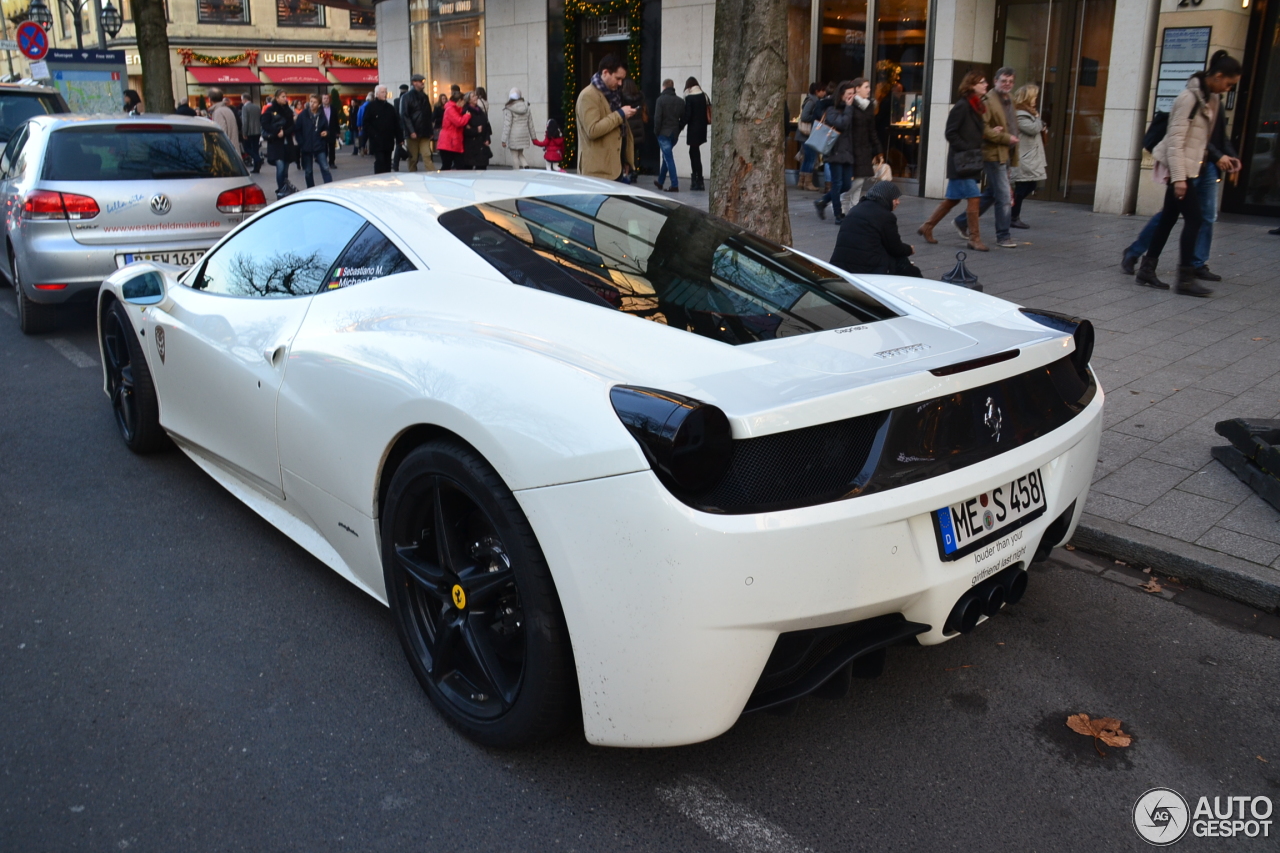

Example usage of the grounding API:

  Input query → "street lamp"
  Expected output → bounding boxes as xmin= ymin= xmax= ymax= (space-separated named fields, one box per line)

xmin=28 ymin=0 xmax=54 ymax=31
xmin=101 ymin=1 xmax=123 ymax=39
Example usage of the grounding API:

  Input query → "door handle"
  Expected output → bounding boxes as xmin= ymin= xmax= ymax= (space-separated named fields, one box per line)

xmin=265 ymin=344 xmax=286 ymax=366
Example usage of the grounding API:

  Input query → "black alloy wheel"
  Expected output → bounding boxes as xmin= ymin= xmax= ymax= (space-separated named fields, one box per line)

xmin=101 ymin=300 xmax=167 ymax=453
xmin=382 ymin=441 xmax=575 ymax=746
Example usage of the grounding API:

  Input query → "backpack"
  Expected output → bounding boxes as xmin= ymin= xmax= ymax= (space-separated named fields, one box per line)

xmin=1142 ymin=100 xmax=1199 ymax=154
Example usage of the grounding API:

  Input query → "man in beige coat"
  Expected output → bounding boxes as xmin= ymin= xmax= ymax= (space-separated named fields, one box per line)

xmin=575 ymin=54 xmax=636 ymax=181
xmin=206 ymin=88 xmax=239 ymax=147
xmin=954 ymin=67 xmax=1020 ymax=248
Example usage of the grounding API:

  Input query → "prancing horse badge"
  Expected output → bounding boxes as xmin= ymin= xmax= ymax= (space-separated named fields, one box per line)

xmin=155 ymin=326 xmax=166 ymax=363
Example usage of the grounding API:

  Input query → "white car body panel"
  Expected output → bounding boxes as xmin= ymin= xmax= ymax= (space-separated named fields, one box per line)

xmin=96 ymin=172 xmax=1105 ymax=747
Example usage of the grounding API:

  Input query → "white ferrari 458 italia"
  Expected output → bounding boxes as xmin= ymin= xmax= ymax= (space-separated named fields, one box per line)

xmin=97 ymin=171 xmax=1103 ymax=747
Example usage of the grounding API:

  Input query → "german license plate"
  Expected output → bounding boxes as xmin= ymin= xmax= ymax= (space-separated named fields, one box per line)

xmin=116 ymin=250 xmax=205 ymax=268
xmin=933 ymin=469 xmax=1047 ymax=560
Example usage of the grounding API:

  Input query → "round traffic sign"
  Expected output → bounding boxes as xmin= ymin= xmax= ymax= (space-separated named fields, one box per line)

xmin=16 ymin=22 xmax=48 ymax=61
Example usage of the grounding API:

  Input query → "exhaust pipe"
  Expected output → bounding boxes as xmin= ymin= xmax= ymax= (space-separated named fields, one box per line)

xmin=1006 ymin=570 xmax=1028 ymax=605
xmin=945 ymin=566 xmax=1029 ymax=635
xmin=981 ymin=582 xmax=1006 ymax=617
xmin=945 ymin=593 xmax=984 ymax=635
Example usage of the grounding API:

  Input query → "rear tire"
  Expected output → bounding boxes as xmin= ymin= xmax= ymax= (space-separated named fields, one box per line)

xmin=382 ymin=440 xmax=576 ymax=747
xmin=13 ymin=255 xmax=57 ymax=335
xmin=101 ymin=300 xmax=167 ymax=453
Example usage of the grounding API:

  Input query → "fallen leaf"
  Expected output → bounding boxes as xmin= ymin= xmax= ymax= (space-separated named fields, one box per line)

xmin=1065 ymin=544 xmax=1076 ymax=551
xmin=1143 ymin=567 xmax=1152 ymax=573
xmin=1129 ymin=390 xmax=1140 ymax=395
xmin=1067 ymin=713 xmax=1133 ymax=756
xmin=996 ymin=642 xmax=1005 ymax=646
xmin=1115 ymin=560 xmax=1127 ymax=566
xmin=1260 ymin=756 xmax=1270 ymax=763
xmin=1141 ymin=579 xmax=1163 ymax=593
xmin=1253 ymin=337 xmax=1265 ymax=341
xmin=1167 ymin=577 xmax=1179 ymax=584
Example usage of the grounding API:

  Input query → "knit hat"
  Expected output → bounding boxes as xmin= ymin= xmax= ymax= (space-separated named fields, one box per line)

xmin=866 ymin=181 xmax=901 ymax=203
xmin=509 ymin=88 xmax=523 ymax=101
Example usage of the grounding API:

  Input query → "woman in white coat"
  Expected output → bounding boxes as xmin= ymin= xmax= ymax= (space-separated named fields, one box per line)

xmin=1009 ymin=84 xmax=1046 ymax=229
xmin=501 ymin=88 xmax=538 ymax=169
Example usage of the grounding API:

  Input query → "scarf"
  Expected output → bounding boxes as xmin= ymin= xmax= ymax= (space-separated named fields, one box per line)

xmin=854 ymin=95 xmax=871 ymax=110
xmin=592 ymin=72 xmax=623 ymax=112
xmin=968 ymin=94 xmax=986 ymax=114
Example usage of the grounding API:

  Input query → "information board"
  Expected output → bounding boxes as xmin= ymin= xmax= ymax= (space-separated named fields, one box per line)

xmin=44 ymin=50 xmax=127 ymax=113
xmin=1155 ymin=27 xmax=1210 ymax=113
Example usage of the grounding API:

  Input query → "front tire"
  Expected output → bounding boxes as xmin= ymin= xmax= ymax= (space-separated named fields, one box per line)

xmin=101 ymin=300 xmax=167 ymax=453
xmin=382 ymin=440 xmax=575 ymax=746
xmin=13 ymin=256 xmax=56 ymax=335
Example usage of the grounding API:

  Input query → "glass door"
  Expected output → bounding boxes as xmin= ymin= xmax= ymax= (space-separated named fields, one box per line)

xmin=1224 ymin=0 xmax=1280 ymax=216
xmin=996 ymin=0 xmax=1114 ymax=204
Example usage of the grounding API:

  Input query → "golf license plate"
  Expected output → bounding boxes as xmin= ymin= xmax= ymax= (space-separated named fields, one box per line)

xmin=116 ymin=250 xmax=205 ymax=268
xmin=933 ymin=469 xmax=1047 ymax=561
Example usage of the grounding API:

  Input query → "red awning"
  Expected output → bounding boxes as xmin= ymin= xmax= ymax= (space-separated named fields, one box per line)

xmin=260 ymin=66 xmax=330 ymax=85
xmin=186 ymin=66 xmax=261 ymax=85
xmin=327 ymin=67 xmax=379 ymax=85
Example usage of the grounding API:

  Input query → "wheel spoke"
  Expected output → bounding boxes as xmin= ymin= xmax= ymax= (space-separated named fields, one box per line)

xmin=427 ymin=612 xmax=462 ymax=677
xmin=395 ymin=545 xmax=451 ymax=601
xmin=462 ymin=616 xmax=519 ymax=707
xmin=459 ymin=565 xmax=515 ymax=607
xmin=103 ymin=329 xmax=127 ymax=377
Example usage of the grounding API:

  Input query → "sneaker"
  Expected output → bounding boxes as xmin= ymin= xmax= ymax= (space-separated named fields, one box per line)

xmin=998 ymin=238 xmax=1018 ymax=248
xmin=1193 ymin=265 xmax=1223 ymax=282
xmin=1010 ymin=219 xmax=1030 ymax=229
xmin=953 ymin=219 xmax=968 ymax=239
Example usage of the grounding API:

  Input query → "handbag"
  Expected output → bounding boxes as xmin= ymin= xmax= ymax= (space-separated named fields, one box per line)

xmin=797 ymin=119 xmax=813 ymax=136
xmin=952 ymin=148 xmax=983 ymax=176
xmin=705 ymin=100 xmax=712 ymax=124
xmin=804 ymin=121 xmax=840 ymax=157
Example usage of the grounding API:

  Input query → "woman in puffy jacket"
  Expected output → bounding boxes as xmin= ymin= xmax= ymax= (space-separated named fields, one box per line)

xmin=916 ymin=71 xmax=988 ymax=251
xmin=437 ymin=93 xmax=470 ymax=170
xmin=262 ymin=89 xmax=297 ymax=197
xmin=1009 ymin=83 xmax=1046 ymax=229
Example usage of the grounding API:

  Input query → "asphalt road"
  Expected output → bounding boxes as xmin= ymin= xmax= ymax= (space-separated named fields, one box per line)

xmin=2 ymin=294 xmax=1278 ymax=853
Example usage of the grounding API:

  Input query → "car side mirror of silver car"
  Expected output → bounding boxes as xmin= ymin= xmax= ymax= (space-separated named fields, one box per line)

xmin=120 ymin=271 xmax=166 ymax=306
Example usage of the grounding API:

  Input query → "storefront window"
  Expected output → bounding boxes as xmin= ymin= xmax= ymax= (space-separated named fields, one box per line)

xmin=787 ymin=0 xmax=812 ymax=123
xmin=1240 ymin=6 xmax=1280 ymax=211
xmin=818 ymin=0 xmax=868 ymax=89
xmin=277 ymin=0 xmax=325 ymax=27
xmin=197 ymin=0 xmax=249 ymax=24
xmin=873 ymin=0 xmax=927 ymax=179
xmin=350 ymin=8 xmax=375 ymax=29
xmin=410 ymin=0 xmax=485 ymax=101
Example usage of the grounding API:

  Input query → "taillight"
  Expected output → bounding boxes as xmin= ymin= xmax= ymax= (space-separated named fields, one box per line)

xmin=217 ymin=185 xmax=268 ymax=214
xmin=22 ymin=189 xmax=99 ymax=220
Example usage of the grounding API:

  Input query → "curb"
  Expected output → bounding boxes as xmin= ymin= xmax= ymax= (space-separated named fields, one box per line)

xmin=1070 ymin=513 xmax=1280 ymax=615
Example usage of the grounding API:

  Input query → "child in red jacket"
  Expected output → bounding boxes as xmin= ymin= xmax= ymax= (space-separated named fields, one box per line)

xmin=533 ymin=119 xmax=565 ymax=171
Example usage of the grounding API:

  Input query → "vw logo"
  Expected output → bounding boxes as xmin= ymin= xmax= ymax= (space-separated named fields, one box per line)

xmin=149 ymin=194 xmax=171 ymax=216
xmin=983 ymin=396 xmax=1003 ymax=442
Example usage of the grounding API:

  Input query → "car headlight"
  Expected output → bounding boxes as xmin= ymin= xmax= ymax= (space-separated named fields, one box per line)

xmin=1020 ymin=308 xmax=1093 ymax=380
xmin=609 ymin=386 xmax=733 ymax=493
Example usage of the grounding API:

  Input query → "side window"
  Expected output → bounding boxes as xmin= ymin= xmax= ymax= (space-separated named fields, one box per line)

xmin=319 ymin=223 xmax=416 ymax=291
xmin=1 ymin=126 xmax=29 ymax=179
xmin=189 ymin=200 xmax=365 ymax=297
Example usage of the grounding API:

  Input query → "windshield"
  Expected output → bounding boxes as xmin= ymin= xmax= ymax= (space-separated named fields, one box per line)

xmin=437 ymin=193 xmax=898 ymax=345
xmin=42 ymin=124 xmax=248 ymax=181
xmin=0 ymin=93 xmax=63 ymax=142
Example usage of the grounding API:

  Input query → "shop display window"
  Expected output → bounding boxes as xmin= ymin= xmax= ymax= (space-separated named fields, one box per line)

xmin=197 ymin=0 xmax=249 ymax=24
xmin=277 ymin=0 xmax=325 ymax=27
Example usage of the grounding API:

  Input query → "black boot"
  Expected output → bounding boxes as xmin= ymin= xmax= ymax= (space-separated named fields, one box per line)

xmin=1120 ymin=251 xmax=1138 ymax=275
xmin=1134 ymin=256 xmax=1168 ymax=289
xmin=1193 ymin=265 xmax=1223 ymax=282
xmin=1174 ymin=266 xmax=1214 ymax=297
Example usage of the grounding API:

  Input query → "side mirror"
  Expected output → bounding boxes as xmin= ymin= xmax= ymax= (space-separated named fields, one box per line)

xmin=120 ymin=270 xmax=165 ymax=306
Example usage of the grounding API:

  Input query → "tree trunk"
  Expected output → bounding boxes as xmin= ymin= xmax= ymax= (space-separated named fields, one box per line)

xmin=130 ymin=0 xmax=173 ymax=114
xmin=710 ymin=0 xmax=791 ymax=246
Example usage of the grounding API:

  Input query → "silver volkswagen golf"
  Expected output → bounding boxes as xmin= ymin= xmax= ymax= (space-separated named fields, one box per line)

xmin=1 ymin=114 xmax=266 ymax=333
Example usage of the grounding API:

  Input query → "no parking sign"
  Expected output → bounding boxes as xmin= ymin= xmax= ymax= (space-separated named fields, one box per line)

xmin=16 ymin=22 xmax=48 ymax=61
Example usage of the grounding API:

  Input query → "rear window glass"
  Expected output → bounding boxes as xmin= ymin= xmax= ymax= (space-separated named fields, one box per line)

xmin=437 ymin=193 xmax=898 ymax=345
xmin=42 ymin=125 xmax=247 ymax=181
xmin=0 ymin=94 xmax=63 ymax=142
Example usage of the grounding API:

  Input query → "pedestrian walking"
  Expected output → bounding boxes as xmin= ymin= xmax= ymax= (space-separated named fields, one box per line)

xmin=652 ymin=79 xmax=684 ymax=192
xmin=392 ymin=84 xmax=410 ymax=171
xmin=364 ymin=85 xmax=403 ymax=175
xmin=263 ymin=89 xmax=298 ymax=199
xmin=575 ymin=54 xmax=636 ymax=181
xmin=1122 ymin=52 xmax=1243 ymax=287
xmin=400 ymin=74 xmax=435 ymax=172
xmin=294 ymin=94 xmax=333 ymax=188
xmin=533 ymin=119 xmax=565 ymax=170
xmin=813 ymin=80 xmax=871 ymax=225
xmin=175 ymin=100 xmax=196 ymax=117
xmin=1009 ymin=83 xmax=1046 ymax=229
xmin=1129 ymin=51 xmax=1242 ymax=297
xmin=846 ymin=78 xmax=881 ymax=207
xmin=462 ymin=91 xmax=492 ymax=170
xmin=830 ymin=181 xmax=921 ymax=277
xmin=682 ymin=77 xmax=709 ymax=191
xmin=123 ymin=89 xmax=142 ymax=115
xmin=240 ymin=95 xmax=262 ymax=173
xmin=438 ymin=92 xmax=470 ymax=170
xmin=501 ymin=88 xmax=537 ymax=169
xmin=953 ymin=66 xmax=1020 ymax=249
xmin=795 ymin=83 xmax=826 ymax=191
xmin=206 ymin=88 xmax=238 ymax=150
xmin=355 ymin=92 xmax=372 ymax=156
xmin=917 ymin=70 xmax=990 ymax=251
xmin=620 ymin=78 xmax=646 ymax=182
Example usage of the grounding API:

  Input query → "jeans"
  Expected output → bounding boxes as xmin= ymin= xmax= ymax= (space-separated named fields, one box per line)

xmin=657 ymin=135 xmax=678 ymax=188
xmin=301 ymin=150 xmax=332 ymax=187
xmin=1125 ymin=163 xmax=1218 ymax=268
xmin=243 ymin=134 xmax=262 ymax=170
xmin=955 ymin=161 xmax=1013 ymax=241
xmin=799 ymin=141 xmax=818 ymax=175
xmin=1147 ymin=178 xmax=1204 ymax=268
xmin=275 ymin=158 xmax=290 ymax=191
xmin=821 ymin=162 xmax=854 ymax=218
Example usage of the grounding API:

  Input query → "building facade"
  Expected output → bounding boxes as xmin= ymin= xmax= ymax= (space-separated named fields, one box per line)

xmin=363 ymin=0 xmax=1271 ymax=218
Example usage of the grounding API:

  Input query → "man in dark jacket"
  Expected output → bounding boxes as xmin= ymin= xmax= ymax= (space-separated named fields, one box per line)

xmin=364 ymin=85 xmax=403 ymax=174
xmin=400 ymin=73 xmax=435 ymax=172
xmin=294 ymin=94 xmax=332 ymax=187
xmin=829 ymin=181 xmax=921 ymax=277
xmin=652 ymin=80 xmax=683 ymax=191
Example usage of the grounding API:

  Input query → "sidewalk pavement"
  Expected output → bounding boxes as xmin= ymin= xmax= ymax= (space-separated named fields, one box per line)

xmin=261 ymin=161 xmax=1280 ymax=613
